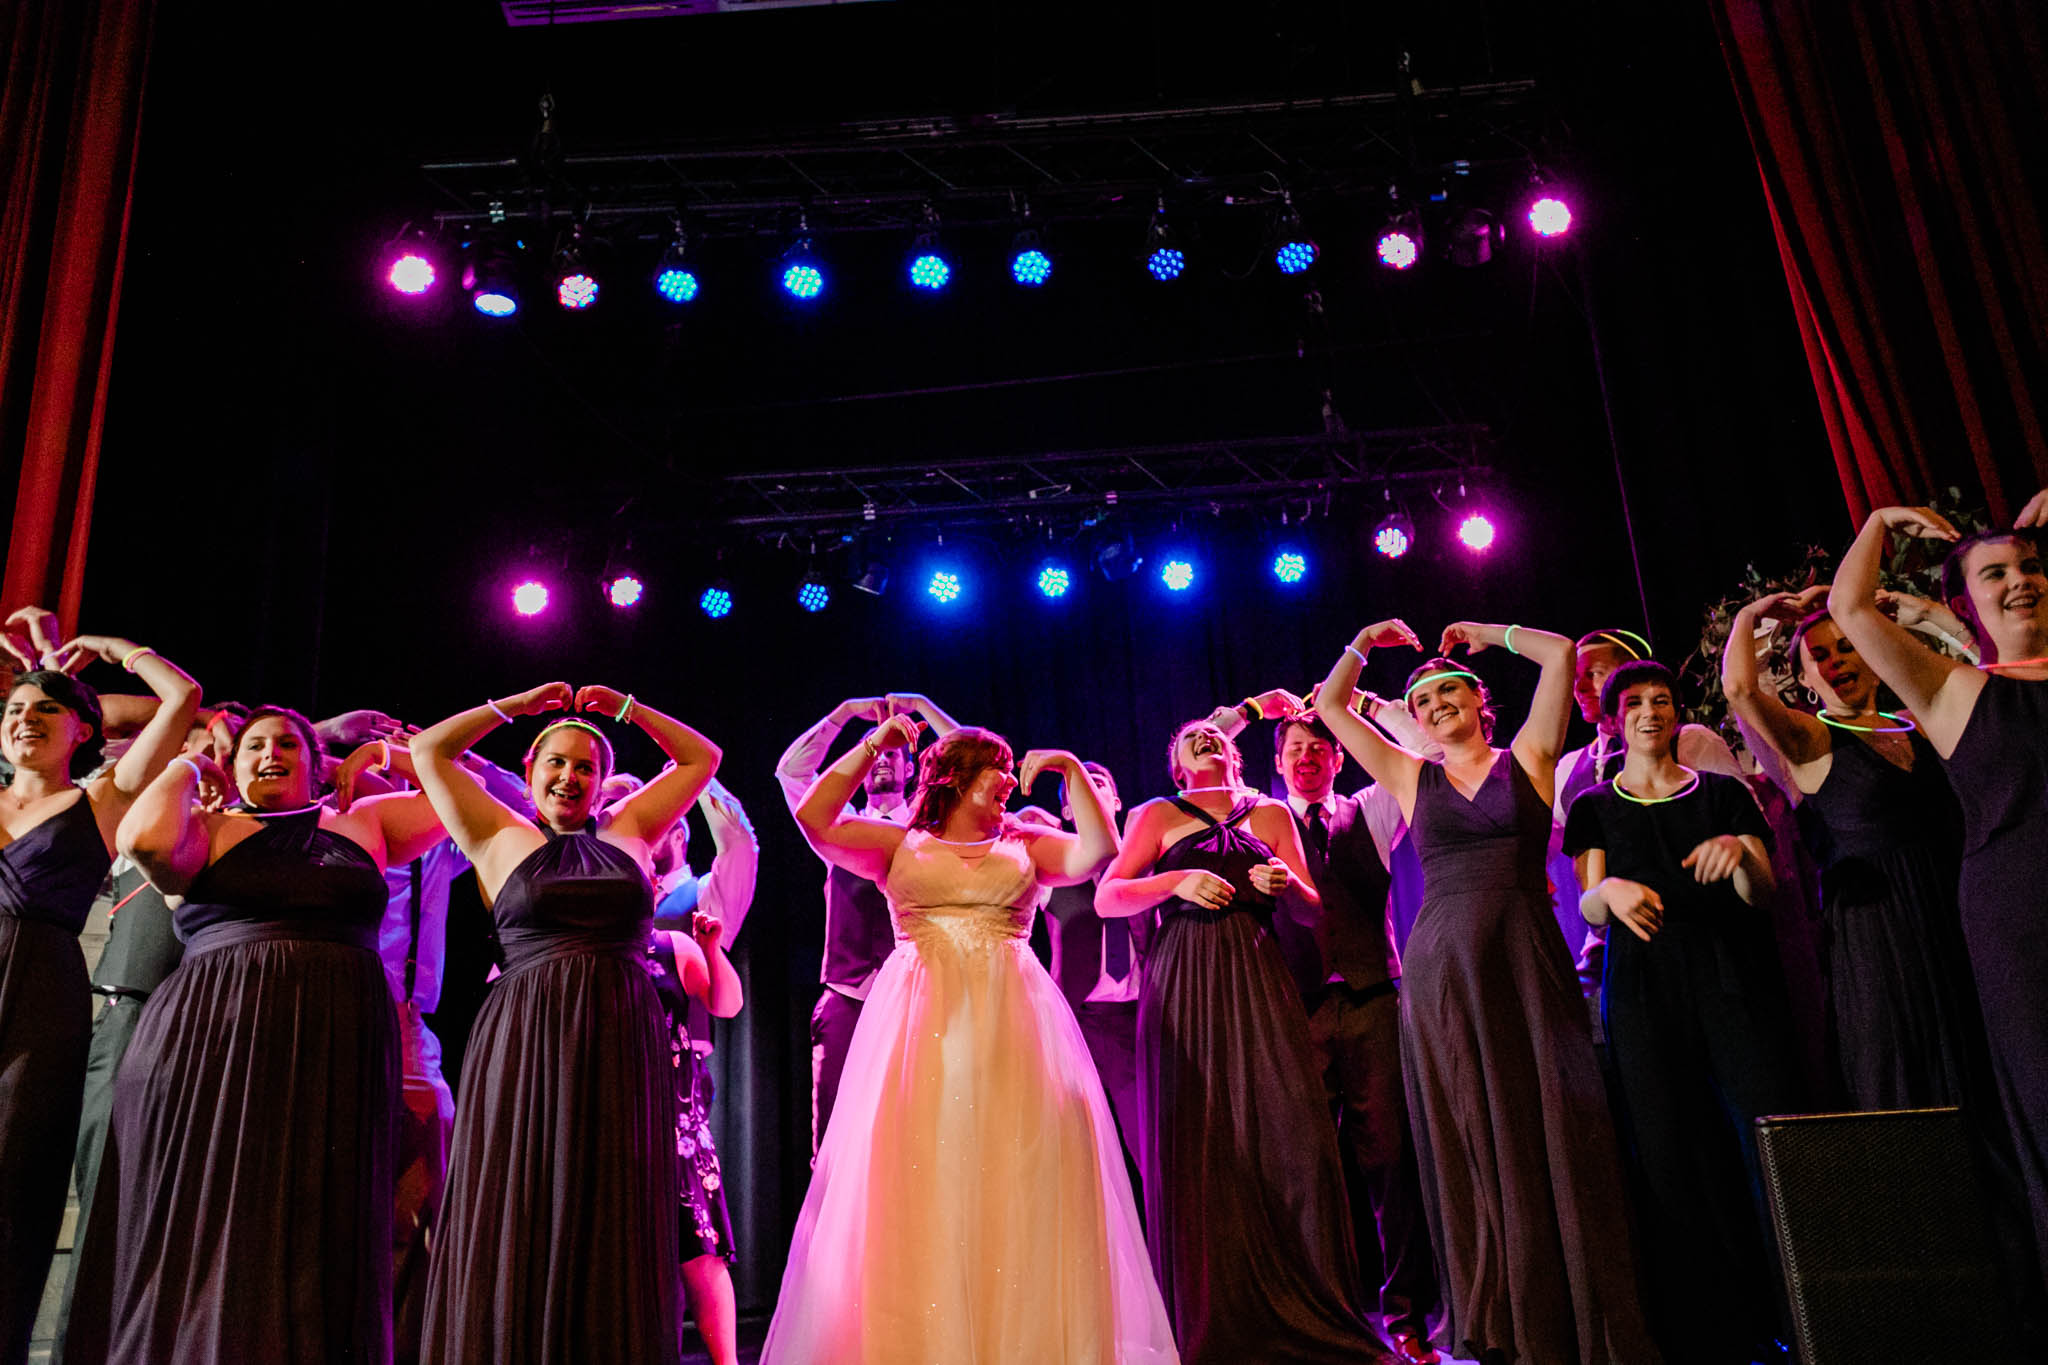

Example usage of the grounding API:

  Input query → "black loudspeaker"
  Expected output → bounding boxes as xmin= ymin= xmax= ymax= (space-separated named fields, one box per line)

xmin=1754 ymin=1107 xmax=2019 ymax=1362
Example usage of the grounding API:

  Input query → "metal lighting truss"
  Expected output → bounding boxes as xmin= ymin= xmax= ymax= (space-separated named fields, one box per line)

xmin=713 ymin=426 xmax=1492 ymax=539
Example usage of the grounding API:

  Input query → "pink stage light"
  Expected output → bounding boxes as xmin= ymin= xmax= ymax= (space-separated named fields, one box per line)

xmin=557 ymin=273 xmax=600 ymax=310
xmin=1528 ymin=196 xmax=1573 ymax=238
xmin=605 ymin=575 xmax=644 ymax=608
xmin=1457 ymin=513 xmax=1497 ymax=551
xmin=387 ymin=252 xmax=435 ymax=295
xmin=512 ymin=581 xmax=550 ymax=616
xmin=1376 ymin=230 xmax=1420 ymax=270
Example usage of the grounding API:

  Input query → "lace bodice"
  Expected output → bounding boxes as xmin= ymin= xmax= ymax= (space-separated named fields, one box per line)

xmin=882 ymin=826 xmax=1041 ymax=953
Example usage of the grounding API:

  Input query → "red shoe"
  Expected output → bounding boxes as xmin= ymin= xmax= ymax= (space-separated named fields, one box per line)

xmin=1391 ymin=1332 xmax=1441 ymax=1364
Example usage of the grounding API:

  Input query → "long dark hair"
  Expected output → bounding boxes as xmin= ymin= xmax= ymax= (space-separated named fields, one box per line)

xmin=6 ymin=670 xmax=105 ymax=779
xmin=908 ymin=727 xmax=1013 ymax=833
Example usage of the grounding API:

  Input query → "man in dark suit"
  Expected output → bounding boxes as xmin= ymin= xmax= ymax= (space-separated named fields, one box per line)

xmin=1038 ymin=762 xmax=1144 ymax=1191
xmin=1262 ymin=708 xmax=1442 ymax=1363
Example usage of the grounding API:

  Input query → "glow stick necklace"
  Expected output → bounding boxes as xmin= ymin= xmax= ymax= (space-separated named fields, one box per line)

xmin=1819 ymin=710 xmax=1916 ymax=735
xmin=1611 ymin=766 xmax=1700 ymax=806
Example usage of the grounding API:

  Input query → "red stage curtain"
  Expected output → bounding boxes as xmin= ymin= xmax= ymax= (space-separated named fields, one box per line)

xmin=0 ymin=0 xmax=157 ymax=628
xmin=1711 ymin=1 xmax=2048 ymax=523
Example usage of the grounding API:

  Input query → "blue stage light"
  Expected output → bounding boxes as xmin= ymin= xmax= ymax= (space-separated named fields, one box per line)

xmin=1011 ymin=248 xmax=1053 ymax=287
xmin=797 ymin=576 xmax=831 ymax=613
xmin=1146 ymin=247 xmax=1186 ymax=282
xmin=473 ymin=290 xmax=518 ymax=318
xmin=1036 ymin=563 xmax=1072 ymax=598
xmin=782 ymin=262 xmax=824 ymax=299
xmin=926 ymin=569 xmax=962 ymax=604
xmin=1274 ymin=239 xmax=1318 ymax=274
xmin=909 ymin=252 xmax=951 ymax=291
xmin=1160 ymin=559 xmax=1195 ymax=592
xmin=699 ymin=586 xmax=733 ymax=619
xmin=655 ymin=267 xmax=698 ymax=303
xmin=1271 ymin=550 xmax=1307 ymax=583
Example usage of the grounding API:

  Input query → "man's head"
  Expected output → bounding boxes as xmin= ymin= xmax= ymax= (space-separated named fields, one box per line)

xmin=1057 ymin=760 xmax=1122 ymax=823
xmin=1274 ymin=716 xmax=1343 ymax=803
xmin=1573 ymin=629 xmax=1650 ymax=730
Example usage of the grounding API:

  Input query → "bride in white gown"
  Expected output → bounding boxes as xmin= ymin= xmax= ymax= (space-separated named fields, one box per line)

xmin=763 ymin=718 xmax=1178 ymax=1365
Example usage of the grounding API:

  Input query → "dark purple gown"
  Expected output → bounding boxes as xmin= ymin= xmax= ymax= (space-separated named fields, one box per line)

xmin=1945 ymin=674 xmax=2048 ymax=1288
xmin=1795 ymin=729 xmax=1988 ymax=1109
xmin=1402 ymin=754 xmax=1658 ymax=1364
xmin=421 ymin=827 xmax=679 ymax=1365
xmin=1136 ymin=796 xmax=1385 ymax=1364
xmin=67 ymin=808 xmax=397 ymax=1365
xmin=0 ymin=794 xmax=107 ymax=1365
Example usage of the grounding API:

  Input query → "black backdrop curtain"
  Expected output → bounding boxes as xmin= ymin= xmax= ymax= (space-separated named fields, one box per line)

xmin=1710 ymin=0 xmax=2048 ymax=522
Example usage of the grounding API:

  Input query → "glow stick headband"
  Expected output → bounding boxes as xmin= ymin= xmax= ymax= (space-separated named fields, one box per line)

xmin=1405 ymin=670 xmax=1482 ymax=704
xmin=1588 ymin=629 xmax=1651 ymax=660
xmin=525 ymin=718 xmax=610 ymax=762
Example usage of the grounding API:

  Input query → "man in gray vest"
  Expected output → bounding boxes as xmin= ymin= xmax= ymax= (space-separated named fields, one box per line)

xmin=776 ymin=692 xmax=957 ymax=1154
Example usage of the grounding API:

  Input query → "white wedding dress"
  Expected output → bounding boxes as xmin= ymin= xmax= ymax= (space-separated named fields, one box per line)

xmin=762 ymin=824 xmax=1178 ymax=1364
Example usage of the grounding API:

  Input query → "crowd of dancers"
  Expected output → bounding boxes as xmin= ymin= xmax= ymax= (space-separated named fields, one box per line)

xmin=0 ymin=496 xmax=2044 ymax=1365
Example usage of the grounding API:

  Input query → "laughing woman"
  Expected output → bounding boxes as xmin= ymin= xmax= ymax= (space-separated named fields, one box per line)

xmin=1314 ymin=621 xmax=1658 ymax=1365
xmin=0 ymin=632 xmax=197 ymax=1365
xmin=1829 ymin=499 xmax=2048 ymax=1293
xmin=71 ymin=704 xmax=442 ymax=1365
xmin=412 ymin=684 xmax=719 ymax=1365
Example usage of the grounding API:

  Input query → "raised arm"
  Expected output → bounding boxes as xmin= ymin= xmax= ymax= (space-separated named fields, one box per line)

xmin=793 ymin=712 xmax=919 ymax=882
xmin=64 ymin=637 xmax=203 ymax=826
xmin=1095 ymin=800 xmax=1235 ymax=919
xmin=1828 ymin=506 xmax=1980 ymax=756
xmin=774 ymin=697 xmax=883 ymax=811
xmin=680 ymin=913 xmax=744 ymax=1018
xmin=886 ymin=692 xmax=962 ymax=739
xmin=575 ymin=687 xmax=721 ymax=847
xmin=1440 ymin=622 xmax=1575 ymax=797
xmin=1313 ymin=621 xmax=1427 ymax=818
xmin=1720 ymin=592 xmax=1831 ymax=772
xmin=411 ymin=685 xmax=567 ymax=868
xmin=115 ymin=752 xmax=220 ymax=895
xmin=1016 ymin=750 xmax=1118 ymax=886
xmin=690 ymin=779 xmax=760 ymax=939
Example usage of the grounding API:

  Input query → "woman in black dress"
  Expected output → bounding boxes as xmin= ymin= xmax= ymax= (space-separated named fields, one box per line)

xmin=1563 ymin=660 xmax=1800 ymax=1364
xmin=1314 ymin=619 xmax=1657 ymax=1365
xmin=0 ymin=626 xmax=196 ymax=1365
xmin=1722 ymin=589 xmax=1985 ymax=1109
xmin=647 ymin=909 xmax=742 ymax=1365
xmin=72 ymin=704 xmax=442 ymax=1365
xmin=411 ymin=683 xmax=719 ymax=1365
xmin=1096 ymin=718 xmax=1387 ymax=1364
xmin=1830 ymin=499 xmax=2048 ymax=1293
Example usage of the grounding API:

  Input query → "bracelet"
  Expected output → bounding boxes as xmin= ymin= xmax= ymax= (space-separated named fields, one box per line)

xmin=374 ymin=739 xmax=392 ymax=772
xmin=486 ymin=698 xmax=515 ymax=725
xmin=172 ymin=755 xmax=205 ymax=785
xmin=1344 ymin=644 xmax=1368 ymax=665
xmin=1504 ymin=625 xmax=1522 ymax=656
xmin=1239 ymin=696 xmax=1264 ymax=722
xmin=860 ymin=732 xmax=881 ymax=760
xmin=121 ymin=645 xmax=155 ymax=672
xmin=615 ymin=693 xmax=636 ymax=724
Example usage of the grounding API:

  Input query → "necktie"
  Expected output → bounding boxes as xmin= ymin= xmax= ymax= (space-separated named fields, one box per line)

xmin=1306 ymin=802 xmax=1330 ymax=859
xmin=1102 ymin=917 xmax=1132 ymax=985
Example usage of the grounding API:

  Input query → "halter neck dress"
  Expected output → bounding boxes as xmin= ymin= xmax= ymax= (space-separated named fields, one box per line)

xmin=421 ymin=824 xmax=679 ymax=1365
xmin=0 ymin=792 xmax=107 ymax=1365
xmin=66 ymin=808 xmax=396 ymax=1365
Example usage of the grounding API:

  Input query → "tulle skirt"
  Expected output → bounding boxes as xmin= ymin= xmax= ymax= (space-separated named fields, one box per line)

xmin=762 ymin=927 xmax=1177 ymax=1365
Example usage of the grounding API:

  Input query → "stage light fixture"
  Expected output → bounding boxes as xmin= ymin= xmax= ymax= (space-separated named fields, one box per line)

xmin=1528 ymin=194 xmax=1574 ymax=239
xmin=553 ymin=225 xmax=600 ymax=311
xmin=1457 ymin=512 xmax=1497 ymax=551
xmin=779 ymin=232 xmax=826 ymax=300
xmin=1376 ymin=218 xmax=1422 ymax=270
xmin=1092 ymin=530 xmax=1143 ymax=582
xmin=654 ymin=228 xmax=698 ymax=303
xmin=1159 ymin=558 xmax=1195 ymax=592
xmin=512 ymin=580 xmax=550 ymax=617
xmin=1373 ymin=512 xmax=1414 ymax=559
xmin=1144 ymin=199 xmax=1187 ymax=282
xmin=604 ymin=574 xmax=644 ymax=608
xmin=1446 ymin=207 xmax=1502 ymax=267
xmin=926 ymin=569 xmax=963 ymax=605
xmin=908 ymin=246 xmax=951 ymax=291
xmin=1272 ymin=195 xmax=1318 ymax=275
xmin=1036 ymin=562 xmax=1072 ymax=598
xmin=699 ymin=584 xmax=734 ymax=619
xmin=797 ymin=573 xmax=832 ymax=613
xmin=384 ymin=227 xmax=439 ymax=296
xmin=1010 ymin=226 xmax=1053 ymax=287
xmin=464 ymin=233 xmax=521 ymax=318
xmin=1271 ymin=550 xmax=1307 ymax=584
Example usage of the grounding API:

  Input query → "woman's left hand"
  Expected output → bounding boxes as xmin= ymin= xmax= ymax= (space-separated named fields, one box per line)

xmin=1438 ymin=621 xmax=1495 ymax=655
xmin=1248 ymin=857 xmax=1292 ymax=896
xmin=330 ymin=740 xmax=397 ymax=813
xmin=689 ymin=909 xmax=724 ymax=950
xmin=575 ymin=685 xmax=629 ymax=717
xmin=1016 ymin=748 xmax=1076 ymax=791
xmin=50 ymin=634 xmax=137 ymax=674
xmin=1681 ymin=835 xmax=1745 ymax=884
